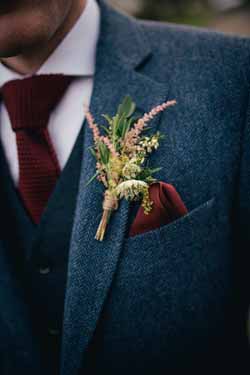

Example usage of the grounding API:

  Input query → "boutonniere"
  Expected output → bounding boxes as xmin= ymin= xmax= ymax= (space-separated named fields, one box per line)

xmin=85 ymin=96 xmax=176 ymax=241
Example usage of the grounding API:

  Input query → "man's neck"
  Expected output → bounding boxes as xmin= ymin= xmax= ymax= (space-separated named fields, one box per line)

xmin=0 ymin=0 xmax=87 ymax=76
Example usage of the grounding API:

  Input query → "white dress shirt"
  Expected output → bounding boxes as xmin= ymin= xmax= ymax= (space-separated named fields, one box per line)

xmin=0 ymin=0 xmax=100 ymax=186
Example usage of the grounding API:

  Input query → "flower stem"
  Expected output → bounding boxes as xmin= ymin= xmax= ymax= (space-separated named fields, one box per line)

xmin=95 ymin=190 xmax=118 ymax=241
xmin=95 ymin=209 xmax=112 ymax=241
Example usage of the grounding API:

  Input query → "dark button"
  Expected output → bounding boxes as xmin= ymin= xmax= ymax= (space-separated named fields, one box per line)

xmin=39 ymin=266 xmax=51 ymax=275
xmin=48 ymin=328 xmax=60 ymax=336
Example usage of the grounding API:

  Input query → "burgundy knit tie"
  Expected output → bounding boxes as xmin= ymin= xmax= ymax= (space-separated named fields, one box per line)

xmin=1 ymin=74 xmax=73 ymax=224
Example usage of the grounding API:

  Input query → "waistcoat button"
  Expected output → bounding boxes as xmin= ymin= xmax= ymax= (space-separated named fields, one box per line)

xmin=48 ymin=328 xmax=60 ymax=336
xmin=39 ymin=266 xmax=51 ymax=275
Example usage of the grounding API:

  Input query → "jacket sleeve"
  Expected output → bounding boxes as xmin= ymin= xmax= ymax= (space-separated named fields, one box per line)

xmin=233 ymin=84 xmax=250 ymax=365
xmin=237 ymin=87 xmax=250 ymax=271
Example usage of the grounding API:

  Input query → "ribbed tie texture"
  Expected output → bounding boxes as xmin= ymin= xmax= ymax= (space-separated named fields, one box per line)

xmin=1 ymin=74 xmax=73 ymax=224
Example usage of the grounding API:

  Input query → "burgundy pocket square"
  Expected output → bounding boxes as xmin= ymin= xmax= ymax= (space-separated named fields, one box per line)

xmin=129 ymin=182 xmax=188 ymax=237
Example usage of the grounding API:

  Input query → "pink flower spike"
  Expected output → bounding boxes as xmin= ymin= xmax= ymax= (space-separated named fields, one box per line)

xmin=100 ymin=136 xmax=118 ymax=158
xmin=124 ymin=99 xmax=177 ymax=150
xmin=85 ymin=110 xmax=101 ymax=143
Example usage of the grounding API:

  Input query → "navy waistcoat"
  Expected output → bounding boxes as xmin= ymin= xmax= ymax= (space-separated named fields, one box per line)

xmin=0 ymin=126 xmax=84 ymax=374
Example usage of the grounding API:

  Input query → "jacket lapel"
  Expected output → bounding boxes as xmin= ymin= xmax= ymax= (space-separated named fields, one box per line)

xmin=61 ymin=2 xmax=170 ymax=374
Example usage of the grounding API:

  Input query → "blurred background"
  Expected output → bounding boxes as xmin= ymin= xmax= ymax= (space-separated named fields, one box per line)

xmin=108 ymin=0 xmax=250 ymax=36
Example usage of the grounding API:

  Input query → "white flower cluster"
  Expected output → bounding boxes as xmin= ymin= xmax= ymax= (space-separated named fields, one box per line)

xmin=122 ymin=159 xmax=141 ymax=179
xmin=139 ymin=134 xmax=160 ymax=154
xmin=115 ymin=180 xmax=148 ymax=200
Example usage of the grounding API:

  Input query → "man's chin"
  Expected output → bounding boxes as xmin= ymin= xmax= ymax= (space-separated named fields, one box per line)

xmin=0 ymin=43 xmax=24 ymax=59
xmin=0 ymin=10 xmax=51 ymax=59
xmin=0 ymin=21 xmax=22 ymax=58
xmin=0 ymin=27 xmax=27 ymax=58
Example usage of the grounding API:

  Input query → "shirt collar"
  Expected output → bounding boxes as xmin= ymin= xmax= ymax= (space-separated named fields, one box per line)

xmin=0 ymin=0 xmax=100 ymax=86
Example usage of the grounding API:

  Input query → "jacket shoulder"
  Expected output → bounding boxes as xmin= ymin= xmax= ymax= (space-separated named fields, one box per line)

xmin=137 ymin=19 xmax=250 ymax=86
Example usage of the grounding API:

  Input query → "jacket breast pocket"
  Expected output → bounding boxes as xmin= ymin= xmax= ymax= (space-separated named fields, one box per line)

xmin=106 ymin=196 xmax=230 ymax=359
xmin=121 ymin=197 xmax=217 ymax=275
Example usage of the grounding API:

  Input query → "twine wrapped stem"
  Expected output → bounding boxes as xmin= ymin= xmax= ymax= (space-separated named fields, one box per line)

xmin=95 ymin=190 xmax=118 ymax=241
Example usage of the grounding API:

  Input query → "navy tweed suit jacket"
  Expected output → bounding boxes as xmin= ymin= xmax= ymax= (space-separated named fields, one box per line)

xmin=0 ymin=0 xmax=250 ymax=374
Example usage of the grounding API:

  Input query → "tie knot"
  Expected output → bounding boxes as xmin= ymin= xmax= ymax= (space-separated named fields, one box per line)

xmin=1 ymin=74 xmax=73 ymax=132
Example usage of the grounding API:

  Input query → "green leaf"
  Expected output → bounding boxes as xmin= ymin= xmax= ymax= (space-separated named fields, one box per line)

xmin=121 ymin=117 xmax=133 ymax=139
xmin=100 ymin=125 xmax=110 ymax=135
xmin=126 ymin=101 xmax=136 ymax=118
xmin=116 ymin=112 xmax=127 ymax=138
xmin=149 ymin=167 xmax=162 ymax=175
xmin=137 ymin=166 xmax=162 ymax=181
xmin=142 ymin=126 xmax=153 ymax=132
xmin=112 ymin=114 xmax=119 ymax=131
xmin=117 ymin=96 xmax=136 ymax=118
xmin=102 ymin=114 xmax=113 ymax=126
xmin=85 ymin=171 xmax=99 ymax=187
xmin=120 ymin=118 xmax=128 ymax=139
xmin=88 ymin=146 xmax=97 ymax=159
xmin=111 ymin=114 xmax=120 ymax=144
xmin=145 ymin=176 xmax=157 ymax=183
xmin=98 ymin=141 xmax=110 ymax=165
xmin=158 ymin=133 xmax=165 ymax=140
